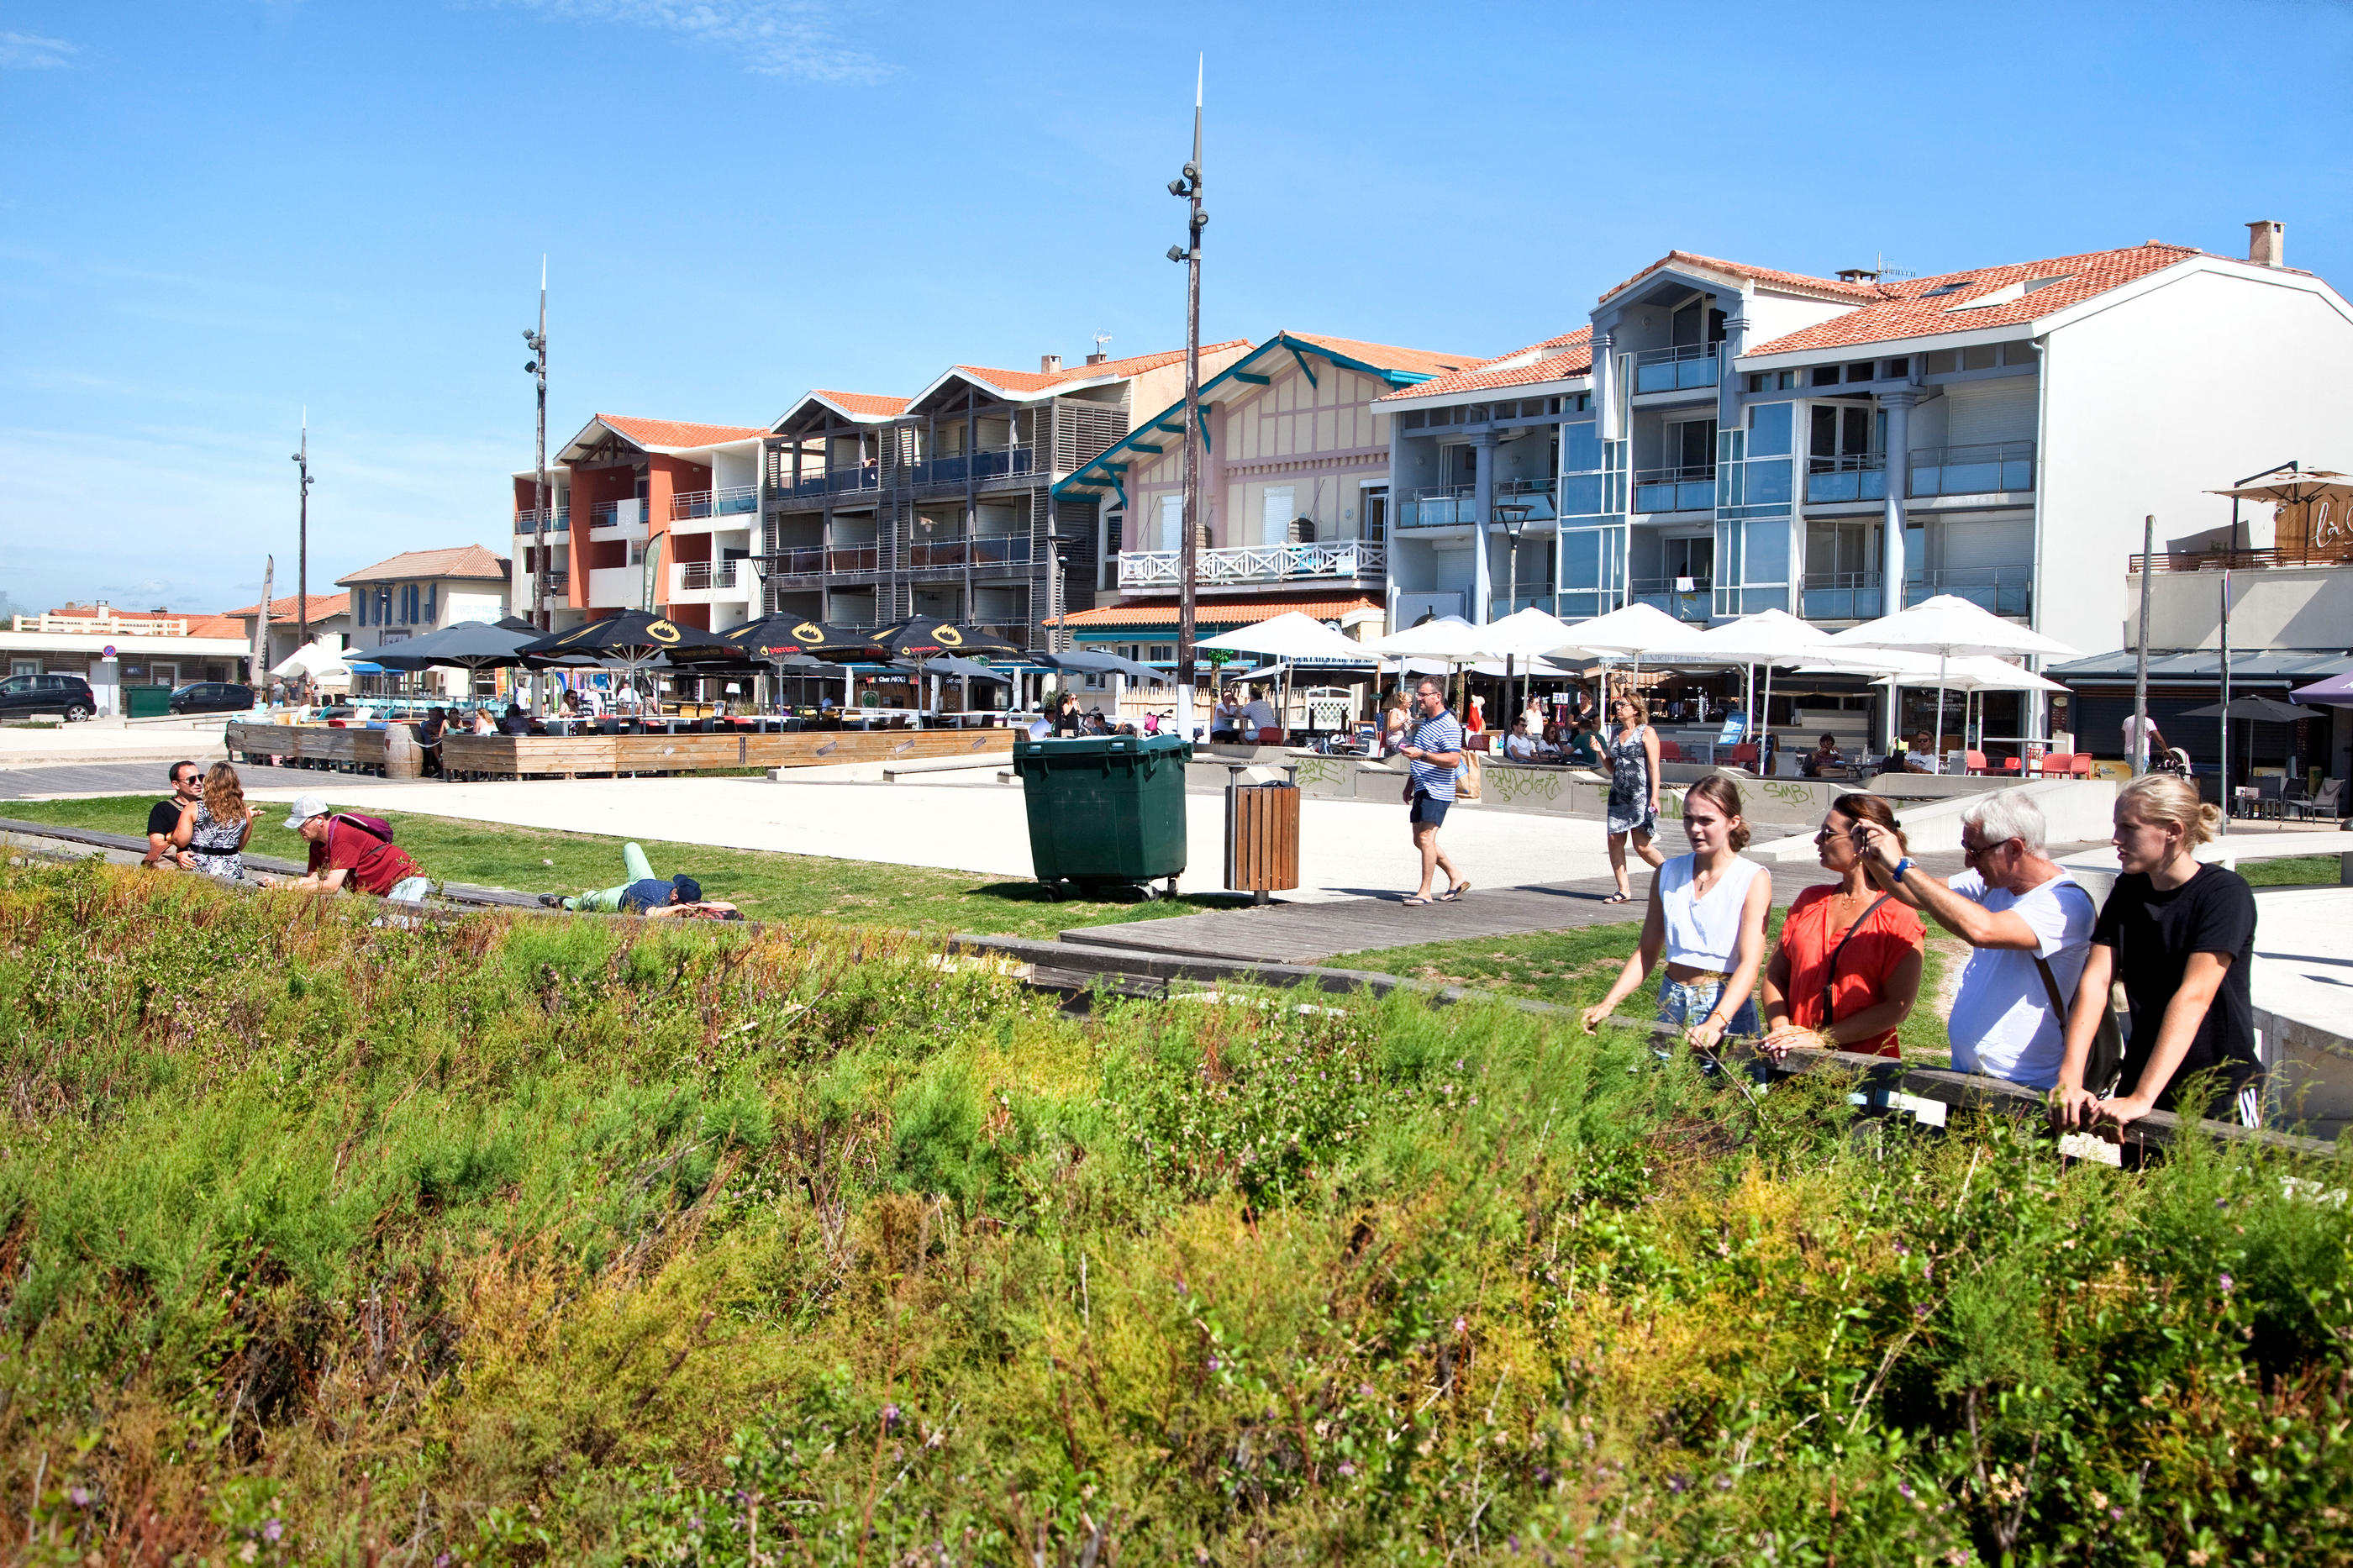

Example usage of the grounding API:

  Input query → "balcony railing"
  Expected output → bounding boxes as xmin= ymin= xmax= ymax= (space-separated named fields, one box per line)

xmin=910 ymin=447 xmax=1035 ymax=487
xmin=513 ymin=507 xmax=570 ymax=534
xmin=1908 ymin=441 xmax=2035 ymax=498
xmin=908 ymin=535 xmax=1035 ymax=570
xmin=1632 ymin=343 xmax=1719 ymax=394
xmin=1632 ymin=466 xmax=1716 ymax=513
xmin=1912 ymin=566 xmax=2031 ymax=618
xmin=1628 ymin=577 xmax=1713 ymax=623
xmin=767 ymin=547 xmax=826 ymax=579
xmin=670 ymin=485 xmax=759 ymax=521
xmin=2129 ymin=544 xmax=2353 ymax=573
xmin=777 ymin=465 xmax=882 ymax=498
xmin=1800 ymin=571 xmax=1884 ymax=622
xmin=673 ymin=560 xmax=754 ymax=593
xmin=1803 ymin=455 xmax=1887 ymax=504
xmin=1118 ymin=539 xmax=1384 ymax=588
xmin=1398 ymin=478 xmax=1561 ymax=529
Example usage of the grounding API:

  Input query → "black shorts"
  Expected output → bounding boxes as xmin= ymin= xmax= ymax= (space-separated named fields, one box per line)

xmin=1409 ymin=791 xmax=1451 ymax=828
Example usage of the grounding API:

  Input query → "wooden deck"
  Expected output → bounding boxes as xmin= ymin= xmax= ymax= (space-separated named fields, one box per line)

xmin=227 ymin=723 xmax=1012 ymax=780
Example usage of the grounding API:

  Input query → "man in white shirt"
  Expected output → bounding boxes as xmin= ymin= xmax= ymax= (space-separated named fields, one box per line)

xmin=1241 ymin=688 xmax=1279 ymax=738
xmin=578 ymin=684 xmax=605 ymax=718
xmin=1856 ymin=788 xmax=2096 ymax=1088
xmin=1501 ymin=718 xmax=1541 ymax=761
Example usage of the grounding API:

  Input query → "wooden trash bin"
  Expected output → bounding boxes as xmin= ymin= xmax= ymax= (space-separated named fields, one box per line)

xmin=1224 ymin=763 xmax=1300 ymax=904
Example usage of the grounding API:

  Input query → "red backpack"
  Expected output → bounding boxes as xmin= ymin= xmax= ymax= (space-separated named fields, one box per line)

xmin=331 ymin=811 xmax=397 ymax=844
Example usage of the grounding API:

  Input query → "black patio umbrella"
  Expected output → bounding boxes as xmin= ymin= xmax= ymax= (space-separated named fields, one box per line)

xmin=518 ymin=612 xmax=728 ymax=708
xmin=369 ymin=618 xmax=541 ymax=673
xmin=2181 ymin=695 xmax=2310 ymax=723
xmin=891 ymin=655 xmax=1009 ymax=683
xmin=685 ymin=612 xmax=880 ymax=664
xmin=495 ymin=615 xmax=540 ymax=632
xmin=870 ymin=618 xmax=1024 ymax=661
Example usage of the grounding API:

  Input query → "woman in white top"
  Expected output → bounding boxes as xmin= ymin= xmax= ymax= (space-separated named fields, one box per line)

xmin=1582 ymin=774 xmax=1773 ymax=1049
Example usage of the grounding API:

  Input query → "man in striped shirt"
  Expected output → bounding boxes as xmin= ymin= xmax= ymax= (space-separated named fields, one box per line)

xmin=1398 ymin=676 xmax=1469 ymax=905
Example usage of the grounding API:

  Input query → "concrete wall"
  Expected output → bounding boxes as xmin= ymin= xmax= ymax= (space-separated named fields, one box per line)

xmin=2040 ymin=261 xmax=2353 ymax=660
xmin=2127 ymin=562 xmax=2353 ymax=651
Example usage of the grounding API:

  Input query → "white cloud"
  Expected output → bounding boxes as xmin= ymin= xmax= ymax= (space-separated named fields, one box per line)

xmin=0 ymin=31 xmax=74 ymax=69
xmin=491 ymin=0 xmax=883 ymax=82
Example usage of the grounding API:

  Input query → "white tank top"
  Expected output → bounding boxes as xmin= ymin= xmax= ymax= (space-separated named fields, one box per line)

xmin=1658 ymin=854 xmax=1764 ymax=971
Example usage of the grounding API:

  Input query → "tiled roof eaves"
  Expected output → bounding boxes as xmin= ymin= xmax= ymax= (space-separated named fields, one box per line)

xmin=1598 ymin=250 xmax=1883 ymax=307
xmin=1375 ymin=351 xmax=1595 ymax=406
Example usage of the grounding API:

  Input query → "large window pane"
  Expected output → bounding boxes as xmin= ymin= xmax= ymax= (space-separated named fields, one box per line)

xmin=1561 ymin=420 xmax=1601 ymax=471
xmin=1748 ymin=401 xmax=1792 ymax=457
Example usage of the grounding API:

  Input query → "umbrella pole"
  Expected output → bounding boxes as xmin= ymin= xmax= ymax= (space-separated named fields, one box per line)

xmin=1761 ymin=661 xmax=1775 ymax=773
xmin=1935 ymin=650 xmax=1949 ymax=771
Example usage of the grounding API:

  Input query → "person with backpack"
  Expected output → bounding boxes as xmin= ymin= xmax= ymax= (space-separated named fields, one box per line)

xmin=269 ymin=796 xmax=431 ymax=902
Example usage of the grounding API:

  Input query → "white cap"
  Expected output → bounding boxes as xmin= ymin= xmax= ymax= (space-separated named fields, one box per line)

xmin=282 ymin=794 xmax=329 ymax=830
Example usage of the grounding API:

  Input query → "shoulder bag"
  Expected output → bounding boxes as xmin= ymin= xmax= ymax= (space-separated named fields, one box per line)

xmin=2030 ymin=950 xmax=2124 ymax=1097
xmin=1819 ymin=893 xmax=1893 ymax=1035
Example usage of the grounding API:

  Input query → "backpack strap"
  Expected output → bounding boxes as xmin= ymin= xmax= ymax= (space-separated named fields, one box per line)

xmin=1819 ymin=893 xmax=1893 ymax=1024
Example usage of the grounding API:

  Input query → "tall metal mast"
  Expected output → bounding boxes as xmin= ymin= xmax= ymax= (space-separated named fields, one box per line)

xmin=291 ymin=411 xmax=313 ymax=651
xmin=1168 ymin=58 xmax=1206 ymax=735
xmin=525 ymin=259 xmax=550 ymax=633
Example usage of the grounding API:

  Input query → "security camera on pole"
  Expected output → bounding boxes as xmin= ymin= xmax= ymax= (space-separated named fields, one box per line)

xmin=1166 ymin=58 xmax=1207 ymax=739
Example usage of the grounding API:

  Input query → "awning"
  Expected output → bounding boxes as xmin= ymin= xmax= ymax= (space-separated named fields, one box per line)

xmin=2047 ymin=648 xmax=2353 ymax=684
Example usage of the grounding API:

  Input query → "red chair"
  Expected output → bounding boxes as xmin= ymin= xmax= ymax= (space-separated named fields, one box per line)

xmin=1256 ymin=726 xmax=1283 ymax=745
xmin=2001 ymin=755 xmax=2023 ymax=776
xmin=1657 ymin=739 xmax=1687 ymax=762
xmin=1962 ymin=749 xmax=1990 ymax=775
xmin=2068 ymin=753 xmax=2093 ymax=778
xmin=1723 ymin=742 xmax=1760 ymax=770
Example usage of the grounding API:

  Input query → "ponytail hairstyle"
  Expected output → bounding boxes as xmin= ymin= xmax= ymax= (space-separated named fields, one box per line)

xmin=202 ymin=762 xmax=245 ymax=827
xmin=1684 ymin=773 xmax=1750 ymax=851
xmin=2117 ymin=771 xmax=2221 ymax=849
xmin=1832 ymin=792 xmax=1908 ymax=856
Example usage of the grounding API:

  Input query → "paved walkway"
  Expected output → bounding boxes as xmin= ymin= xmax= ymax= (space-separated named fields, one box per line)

xmin=0 ymin=720 xmax=229 ymax=770
xmin=0 ymin=761 xmax=389 ymax=800
xmin=1059 ymin=849 xmax=2009 ymax=963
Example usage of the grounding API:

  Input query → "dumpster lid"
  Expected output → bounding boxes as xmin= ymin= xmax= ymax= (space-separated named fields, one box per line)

xmin=1013 ymin=733 xmax=1192 ymax=758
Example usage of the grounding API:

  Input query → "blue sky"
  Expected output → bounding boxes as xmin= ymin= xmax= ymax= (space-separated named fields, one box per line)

xmin=4 ymin=0 xmax=2349 ymax=617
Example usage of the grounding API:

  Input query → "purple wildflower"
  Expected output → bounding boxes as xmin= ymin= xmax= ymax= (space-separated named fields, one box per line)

xmin=262 ymin=1520 xmax=283 ymax=1544
xmin=2219 ymin=1272 xmax=2235 ymax=1292
xmin=1666 ymin=1474 xmax=1688 ymax=1494
xmin=882 ymin=1403 xmax=902 ymax=1433
xmin=1898 ymin=1480 xmax=1915 ymax=1500
xmin=68 ymin=1487 xmax=89 ymax=1507
xmin=1207 ymin=1354 xmax=1222 ymax=1371
xmin=1337 ymin=1462 xmax=1356 ymax=1477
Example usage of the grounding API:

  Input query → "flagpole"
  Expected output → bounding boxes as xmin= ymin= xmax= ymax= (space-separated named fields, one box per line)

xmin=1171 ymin=57 xmax=1205 ymax=741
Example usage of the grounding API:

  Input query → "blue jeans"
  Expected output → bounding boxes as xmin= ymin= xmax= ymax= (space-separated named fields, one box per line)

xmin=1656 ymin=974 xmax=1760 ymax=1038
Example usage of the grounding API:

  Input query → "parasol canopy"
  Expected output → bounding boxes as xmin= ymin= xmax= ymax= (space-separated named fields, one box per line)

xmin=2290 ymin=669 xmax=2353 ymax=708
xmin=2180 ymin=694 xmax=2311 ymax=723
xmin=1195 ymin=611 xmax=1373 ymax=663
xmin=694 ymin=613 xmax=880 ymax=663
xmin=869 ymin=618 xmax=1023 ymax=661
xmin=367 ymin=619 xmax=541 ymax=673
xmin=1034 ymin=650 xmax=1171 ymax=685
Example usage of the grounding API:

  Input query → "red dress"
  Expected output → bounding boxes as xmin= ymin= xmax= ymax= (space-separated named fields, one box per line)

xmin=1775 ymin=886 xmax=1926 ymax=1056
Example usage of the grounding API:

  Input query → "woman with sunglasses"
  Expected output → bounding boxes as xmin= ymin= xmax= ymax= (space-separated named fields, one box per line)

xmin=1761 ymin=794 xmax=1925 ymax=1056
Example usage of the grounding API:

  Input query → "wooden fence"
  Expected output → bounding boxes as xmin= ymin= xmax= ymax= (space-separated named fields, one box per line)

xmin=227 ymin=722 xmax=1013 ymax=780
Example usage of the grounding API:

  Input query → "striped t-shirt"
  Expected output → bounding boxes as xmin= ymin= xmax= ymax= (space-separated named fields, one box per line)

xmin=1405 ymin=709 xmax=1465 ymax=800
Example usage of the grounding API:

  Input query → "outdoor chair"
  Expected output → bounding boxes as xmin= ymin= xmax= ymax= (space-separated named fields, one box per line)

xmin=2000 ymin=755 xmax=2023 ymax=776
xmin=1963 ymin=750 xmax=1991 ymax=776
xmin=2292 ymin=777 xmax=2347 ymax=822
xmin=1722 ymin=742 xmax=1759 ymax=771
xmin=1657 ymin=740 xmax=1687 ymax=763
xmin=2067 ymin=753 xmax=2094 ymax=778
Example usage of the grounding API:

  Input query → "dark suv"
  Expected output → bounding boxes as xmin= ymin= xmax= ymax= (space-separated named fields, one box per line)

xmin=171 ymin=681 xmax=255 ymax=715
xmin=0 ymin=673 xmax=97 ymax=721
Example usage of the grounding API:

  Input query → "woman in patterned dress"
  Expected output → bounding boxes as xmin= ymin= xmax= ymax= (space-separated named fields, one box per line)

xmin=1603 ymin=692 xmax=1665 ymax=904
xmin=171 ymin=762 xmax=258 ymax=882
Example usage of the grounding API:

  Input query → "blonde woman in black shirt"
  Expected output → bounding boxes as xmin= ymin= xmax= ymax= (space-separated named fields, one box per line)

xmin=2054 ymin=774 xmax=2260 ymax=1129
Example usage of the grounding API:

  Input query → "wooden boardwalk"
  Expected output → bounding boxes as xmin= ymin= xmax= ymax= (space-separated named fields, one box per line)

xmin=1060 ymin=847 xmax=2023 ymax=965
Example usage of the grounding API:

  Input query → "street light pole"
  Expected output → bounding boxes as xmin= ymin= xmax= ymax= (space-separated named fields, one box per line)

xmin=1496 ymin=502 xmax=1533 ymax=725
xmin=1167 ymin=58 xmax=1207 ymax=737
xmin=291 ymin=412 xmax=313 ymax=655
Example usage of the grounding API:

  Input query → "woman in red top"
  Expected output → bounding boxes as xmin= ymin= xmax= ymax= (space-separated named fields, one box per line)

xmin=1761 ymin=793 xmax=1926 ymax=1056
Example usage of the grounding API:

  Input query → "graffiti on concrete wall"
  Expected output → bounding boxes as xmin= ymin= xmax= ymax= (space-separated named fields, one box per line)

xmin=1482 ymin=765 xmax=1565 ymax=805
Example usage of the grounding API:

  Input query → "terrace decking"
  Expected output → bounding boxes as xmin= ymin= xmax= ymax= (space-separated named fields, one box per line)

xmin=225 ymin=723 xmax=1013 ymax=780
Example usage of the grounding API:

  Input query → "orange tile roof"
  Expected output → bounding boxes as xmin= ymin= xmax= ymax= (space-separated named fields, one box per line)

xmin=1376 ymin=328 xmax=1593 ymax=403
xmin=1743 ymin=242 xmax=2206 ymax=356
xmin=221 ymin=592 xmax=352 ymax=621
xmin=1052 ymin=596 xmax=1381 ymax=629
xmin=1598 ymin=250 xmax=1886 ymax=306
xmin=955 ymin=341 xmax=1253 ymax=393
xmin=596 ymin=413 xmax=766 ymax=449
xmin=811 ymin=390 xmax=912 ymax=418
xmin=182 ymin=614 xmax=246 ymax=639
xmin=336 ymin=546 xmax=511 ymax=585
xmin=1286 ymin=332 xmax=1482 ymax=378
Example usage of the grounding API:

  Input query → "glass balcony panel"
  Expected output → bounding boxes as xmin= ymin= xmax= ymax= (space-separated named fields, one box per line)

xmin=1560 ymin=471 xmax=1607 ymax=517
xmin=1908 ymin=442 xmax=2035 ymax=498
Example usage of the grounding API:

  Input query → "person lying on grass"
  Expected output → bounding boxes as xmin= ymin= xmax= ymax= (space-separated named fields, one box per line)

xmin=538 ymin=843 xmax=743 ymax=919
xmin=1580 ymin=774 xmax=1773 ymax=1052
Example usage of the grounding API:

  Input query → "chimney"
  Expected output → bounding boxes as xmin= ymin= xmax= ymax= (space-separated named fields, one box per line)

xmin=1085 ymin=349 xmax=1108 ymax=366
xmin=2247 ymin=220 xmax=2285 ymax=268
xmin=1040 ymin=354 xmax=1062 ymax=374
xmin=1835 ymin=266 xmax=1880 ymax=283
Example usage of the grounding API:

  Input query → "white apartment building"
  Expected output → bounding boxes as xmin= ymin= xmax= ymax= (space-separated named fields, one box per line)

xmin=1381 ymin=223 xmax=2353 ymax=664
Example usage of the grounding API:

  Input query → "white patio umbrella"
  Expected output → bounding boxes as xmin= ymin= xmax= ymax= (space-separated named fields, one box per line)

xmin=1824 ymin=595 xmax=2079 ymax=762
xmin=271 ymin=637 xmax=352 ymax=680
xmin=1545 ymin=600 xmax=1713 ymax=710
xmin=1680 ymin=610 xmax=1840 ymax=765
xmin=1196 ymin=612 xmax=1375 ymax=734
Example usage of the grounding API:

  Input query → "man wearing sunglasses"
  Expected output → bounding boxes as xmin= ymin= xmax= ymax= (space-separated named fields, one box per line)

xmin=142 ymin=760 xmax=205 ymax=870
xmin=1854 ymin=788 xmax=2095 ymax=1090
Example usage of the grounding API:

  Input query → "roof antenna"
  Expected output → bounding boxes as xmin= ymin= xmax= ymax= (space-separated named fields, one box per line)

xmin=1088 ymin=331 xmax=1112 ymax=366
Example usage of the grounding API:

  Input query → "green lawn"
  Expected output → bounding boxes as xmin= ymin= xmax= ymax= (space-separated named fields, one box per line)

xmin=1329 ymin=907 xmax=1957 ymax=1060
xmin=2238 ymin=851 xmax=2345 ymax=886
xmin=0 ymin=794 xmax=1224 ymax=939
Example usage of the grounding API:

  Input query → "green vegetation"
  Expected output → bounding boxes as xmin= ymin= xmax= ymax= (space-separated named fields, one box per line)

xmin=2238 ymin=852 xmax=2345 ymax=887
xmin=3 ymin=859 xmax=2350 ymax=1563
xmin=0 ymin=795 xmax=1214 ymax=939
xmin=1329 ymin=913 xmax=1959 ymax=1060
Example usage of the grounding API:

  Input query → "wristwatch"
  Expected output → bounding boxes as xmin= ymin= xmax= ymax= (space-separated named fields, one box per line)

xmin=1892 ymin=856 xmax=1914 ymax=882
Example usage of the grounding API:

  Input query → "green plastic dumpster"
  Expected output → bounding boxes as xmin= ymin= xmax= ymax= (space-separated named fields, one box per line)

xmin=1012 ymin=733 xmax=1192 ymax=898
xmin=123 ymin=685 xmax=174 ymax=719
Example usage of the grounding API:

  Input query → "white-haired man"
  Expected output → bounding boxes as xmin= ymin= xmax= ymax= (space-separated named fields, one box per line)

xmin=1854 ymin=788 xmax=2096 ymax=1088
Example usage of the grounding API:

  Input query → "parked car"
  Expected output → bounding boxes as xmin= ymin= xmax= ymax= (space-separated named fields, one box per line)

xmin=0 ymin=673 xmax=97 ymax=722
xmin=170 ymin=681 xmax=255 ymax=715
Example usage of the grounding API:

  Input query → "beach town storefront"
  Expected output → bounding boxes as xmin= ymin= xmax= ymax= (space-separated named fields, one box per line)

xmin=1048 ymin=594 xmax=1387 ymax=722
xmin=1 ymin=606 xmax=253 ymax=715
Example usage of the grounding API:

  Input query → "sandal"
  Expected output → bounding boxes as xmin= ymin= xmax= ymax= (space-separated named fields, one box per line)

xmin=1402 ymin=894 xmax=1435 ymax=907
xmin=1601 ymin=892 xmax=1631 ymax=905
xmin=1440 ymin=881 xmax=1471 ymax=902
